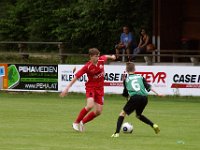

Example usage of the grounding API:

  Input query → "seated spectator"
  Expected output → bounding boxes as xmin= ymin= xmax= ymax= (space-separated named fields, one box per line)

xmin=132 ymin=28 xmax=150 ymax=61
xmin=115 ymin=26 xmax=135 ymax=61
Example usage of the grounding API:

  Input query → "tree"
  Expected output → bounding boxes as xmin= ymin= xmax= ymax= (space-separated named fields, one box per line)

xmin=0 ymin=0 xmax=153 ymax=53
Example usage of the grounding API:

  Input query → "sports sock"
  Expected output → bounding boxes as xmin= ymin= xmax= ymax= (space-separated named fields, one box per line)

xmin=116 ymin=116 xmax=124 ymax=133
xmin=82 ymin=112 xmax=96 ymax=124
xmin=75 ymin=107 xmax=88 ymax=123
xmin=138 ymin=115 xmax=153 ymax=127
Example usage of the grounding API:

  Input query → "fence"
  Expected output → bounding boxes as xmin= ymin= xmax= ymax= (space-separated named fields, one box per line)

xmin=0 ymin=41 xmax=200 ymax=65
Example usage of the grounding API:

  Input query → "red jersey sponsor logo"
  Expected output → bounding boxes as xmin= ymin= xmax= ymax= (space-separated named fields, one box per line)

xmin=135 ymin=72 xmax=166 ymax=83
xmin=75 ymin=56 xmax=107 ymax=87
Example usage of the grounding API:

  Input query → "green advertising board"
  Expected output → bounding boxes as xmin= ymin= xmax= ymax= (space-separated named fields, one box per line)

xmin=8 ymin=64 xmax=58 ymax=91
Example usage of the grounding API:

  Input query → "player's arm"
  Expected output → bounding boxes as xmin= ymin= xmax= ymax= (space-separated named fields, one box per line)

xmin=142 ymin=77 xmax=151 ymax=92
xmin=105 ymin=54 xmax=116 ymax=60
xmin=122 ymin=77 xmax=129 ymax=100
xmin=142 ymin=77 xmax=163 ymax=96
xmin=122 ymin=80 xmax=129 ymax=98
xmin=150 ymin=88 xmax=162 ymax=96
xmin=60 ymin=77 xmax=78 ymax=97
xmin=60 ymin=65 xmax=86 ymax=97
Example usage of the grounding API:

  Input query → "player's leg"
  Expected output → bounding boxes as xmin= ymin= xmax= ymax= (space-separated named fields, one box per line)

xmin=73 ymin=107 xmax=89 ymax=131
xmin=80 ymin=91 xmax=103 ymax=131
xmin=112 ymin=97 xmax=135 ymax=137
xmin=72 ymin=97 xmax=94 ymax=131
xmin=135 ymin=96 xmax=153 ymax=126
xmin=74 ymin=97 xmax=94 ymax=123
xmin=135 ymin=96 xmax=160 ymax=134
xmin=72 ymin=89 xmax=95 ymax=131
xmin=82 ymin=102 xmax=102 ymax=124
xmin=79 ymin=98 xmax=95 ymax=132
xmin=111 ymin=111 xmax=127 ymax=138
xmin=81 ymin=93 xmax=103 ymax=124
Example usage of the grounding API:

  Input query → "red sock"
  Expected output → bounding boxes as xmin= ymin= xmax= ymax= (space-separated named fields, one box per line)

xmin=82 ymin=112 xmax=96 ymax=124
xmin=75 ymin=107 xmax=88 ymax=123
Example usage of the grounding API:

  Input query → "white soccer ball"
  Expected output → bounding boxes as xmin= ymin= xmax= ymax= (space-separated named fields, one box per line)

xmin=122 ymin=122 xmax=133 ymax=133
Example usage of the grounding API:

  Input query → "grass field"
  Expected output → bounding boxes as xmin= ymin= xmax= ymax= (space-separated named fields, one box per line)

xmin=0 ymin=92 xmax=199 ymax=150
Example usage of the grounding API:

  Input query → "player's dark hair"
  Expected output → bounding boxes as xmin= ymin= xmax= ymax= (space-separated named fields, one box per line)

xmin=88 ymin=48 xmax=100 ymax=56
xmin=126 ymin=62 xmax=135 ymax=72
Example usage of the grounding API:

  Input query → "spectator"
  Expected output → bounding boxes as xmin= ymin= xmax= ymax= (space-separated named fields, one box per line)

xmin=132 ymin=28 xmax=150 ymax=61
xmin=115 ymin=26 xmax=135 ymax=61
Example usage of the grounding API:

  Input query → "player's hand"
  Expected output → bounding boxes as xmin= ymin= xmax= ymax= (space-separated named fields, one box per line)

xmin=158 ymin=94 xmax=165 ymax=97
xmin=60 ymin=91 xmax=66 ymax=97
xmin=106 ymin=54 xmax=116 ymax=60
xmin=111 ymin=54 xmax=116 ymax=60
xmin=60 ymin=88 xmax=69 ymax=97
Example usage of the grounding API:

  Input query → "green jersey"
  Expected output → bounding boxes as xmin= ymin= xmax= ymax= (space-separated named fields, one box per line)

xmin=125 ymin=74 xmax=151 ymax=97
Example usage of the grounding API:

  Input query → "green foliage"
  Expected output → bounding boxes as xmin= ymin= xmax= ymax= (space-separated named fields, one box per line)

xmin=0 ymin=0 xmax=152 ymax=53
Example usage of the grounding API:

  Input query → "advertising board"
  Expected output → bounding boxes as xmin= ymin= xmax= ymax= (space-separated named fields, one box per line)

xmin=8 ymin=64 xmax=58 ymax=91
xmin=0 ymin=64 xmax=8 ymax=89
xmin=58 ymin=65 xmax=200 ymax=96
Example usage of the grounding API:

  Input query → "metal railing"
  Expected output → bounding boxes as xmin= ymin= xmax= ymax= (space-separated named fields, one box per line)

xmin=0 ymin=41 xmax=200 ymax=65
xmin=0 ymin=41 xmax=68 ymax=63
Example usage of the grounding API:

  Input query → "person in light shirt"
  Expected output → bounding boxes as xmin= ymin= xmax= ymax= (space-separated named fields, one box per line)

xmin=115 ymin=26 xmax=135 ymax=61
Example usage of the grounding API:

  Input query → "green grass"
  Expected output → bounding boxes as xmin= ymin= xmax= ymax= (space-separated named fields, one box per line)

xmin=0 ymin=92 xmax=199 ymax=150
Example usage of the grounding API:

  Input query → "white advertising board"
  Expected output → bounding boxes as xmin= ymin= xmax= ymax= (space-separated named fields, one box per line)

xmin=58 ymin=65 xmax=200 ymax=96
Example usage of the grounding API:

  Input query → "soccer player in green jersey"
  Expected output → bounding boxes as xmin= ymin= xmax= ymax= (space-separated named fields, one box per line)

xmin=111 ymin=62 xmax=163 ymax=138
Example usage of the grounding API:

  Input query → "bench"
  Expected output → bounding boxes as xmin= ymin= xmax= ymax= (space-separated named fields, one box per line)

xmin=155 ymin=49 xmax=200 ymax=65
xmin=119 ymin=49 xmax=200 ymax=65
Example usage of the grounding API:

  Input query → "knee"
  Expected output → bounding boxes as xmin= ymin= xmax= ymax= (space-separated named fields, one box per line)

xmin=86 ymin=99 xmax=95 ymax=110
xmin=85 ymin=104 xmax=94 ymax=111
xmin=95 ymin=106 xmax=103 ymax=116
xmin=95 ymin=110 xmax=102 ymax=116
xmin=119 ymin=110 xmax=126 ymax=117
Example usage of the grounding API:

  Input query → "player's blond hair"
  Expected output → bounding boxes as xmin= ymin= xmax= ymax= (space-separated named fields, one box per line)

xmin=126 ymin=62 xmax=135 ymax=72
xmin=88 ymin=48 xmax=100 ymax=56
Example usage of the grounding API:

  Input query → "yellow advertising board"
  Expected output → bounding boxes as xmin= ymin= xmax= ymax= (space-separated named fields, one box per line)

xmin=0 ymin=64 xmax=8 ymax=89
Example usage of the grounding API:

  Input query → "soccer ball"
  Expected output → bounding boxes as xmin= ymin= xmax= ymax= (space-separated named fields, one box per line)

xmin=122 ymin=122 xmax=133 ymax=133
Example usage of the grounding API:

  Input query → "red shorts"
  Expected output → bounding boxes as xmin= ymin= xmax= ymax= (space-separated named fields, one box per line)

xmin=85 ymin=87 xmax=104 ymax=105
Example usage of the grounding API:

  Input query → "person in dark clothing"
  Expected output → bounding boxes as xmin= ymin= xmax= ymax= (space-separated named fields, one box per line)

xmin=132 ymin=28 xmax=150 ymax=61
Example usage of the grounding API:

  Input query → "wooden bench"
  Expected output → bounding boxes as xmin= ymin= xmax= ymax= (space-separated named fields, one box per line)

xmin=118 ymin=49 xmax=200 ymax=65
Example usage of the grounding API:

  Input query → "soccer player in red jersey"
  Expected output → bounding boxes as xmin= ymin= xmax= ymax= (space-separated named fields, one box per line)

xmin=60 ymin=48 xmax=116 ymax=132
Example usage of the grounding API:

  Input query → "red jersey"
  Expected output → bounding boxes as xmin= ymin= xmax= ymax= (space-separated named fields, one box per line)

xmin=75 ymin=55 xmax=107 ymax=87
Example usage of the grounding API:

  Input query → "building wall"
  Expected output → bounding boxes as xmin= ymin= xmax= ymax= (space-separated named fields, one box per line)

xmin=182 ymin=0 xmax=200 ymax=48
xmin=154 ymin=0 xmax=200 ymax=50
xmin=159 ymin=0 xmax=182 ymax=49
